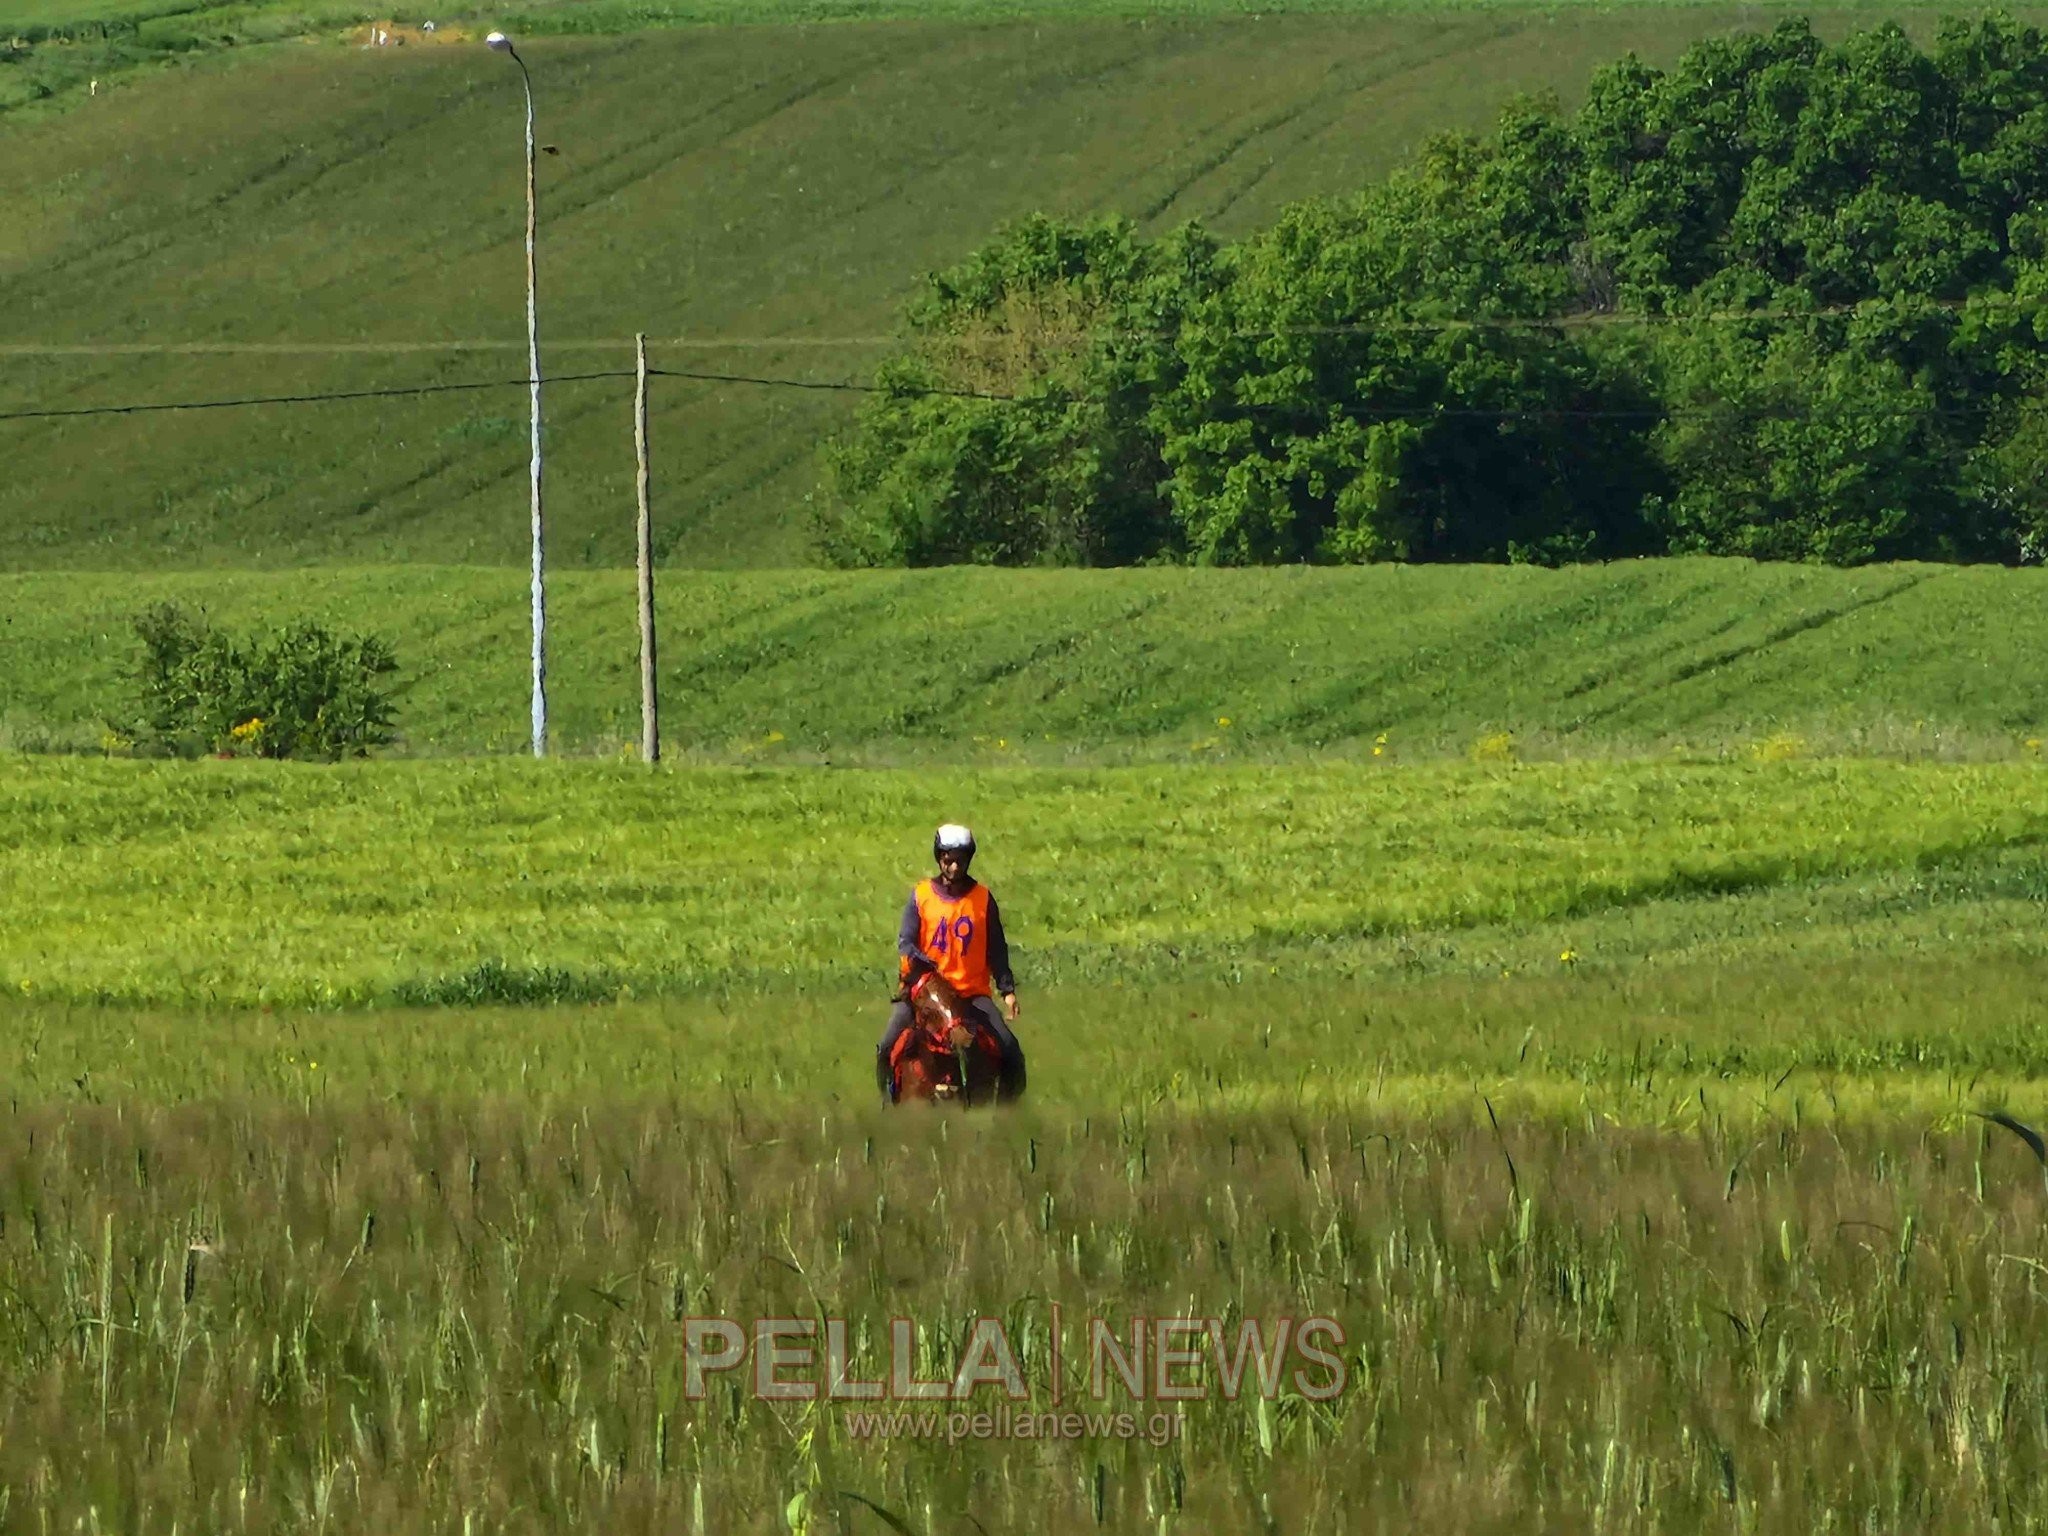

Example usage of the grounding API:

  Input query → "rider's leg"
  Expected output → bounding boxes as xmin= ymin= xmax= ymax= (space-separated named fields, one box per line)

xmin=970 ymin=996 xmax=1027 ymax=1100
xmin=876 ymin=1000 xmax=913 ymax=1099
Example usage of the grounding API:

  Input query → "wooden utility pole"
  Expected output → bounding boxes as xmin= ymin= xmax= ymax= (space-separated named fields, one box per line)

xmin=635 ymin=332 xmax=660 ymax=764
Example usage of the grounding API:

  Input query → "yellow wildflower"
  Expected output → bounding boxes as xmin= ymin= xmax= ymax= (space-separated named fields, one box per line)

xmin=1471 ymin=730 xmax=1515 ymax=764
xmin=1750 ymin=731 xmax=1807 ymax=763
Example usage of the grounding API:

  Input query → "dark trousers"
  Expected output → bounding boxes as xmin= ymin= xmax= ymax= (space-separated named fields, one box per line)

xmin=878 ymin=996 xmax=1026 ymax=1099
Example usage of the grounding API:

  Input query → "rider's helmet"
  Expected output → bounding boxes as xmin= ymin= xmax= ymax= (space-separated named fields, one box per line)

xmin=934 ymin=823 xmax=976 ymax=869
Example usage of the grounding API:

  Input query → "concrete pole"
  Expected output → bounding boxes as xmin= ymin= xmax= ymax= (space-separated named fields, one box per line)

xmin=635 ymin=333 xmax=659 ymax=764
xmin=491 ymin=33 xmax=549 ymax=758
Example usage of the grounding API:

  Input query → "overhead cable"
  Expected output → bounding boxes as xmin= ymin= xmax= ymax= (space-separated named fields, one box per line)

xmin=1 ymin=291 xmax=2042 ymax=358
xmin=0 ymin=367 xmax=1011 ymax=422
xmin=0 ymin=365 xmax=2006 ymax=425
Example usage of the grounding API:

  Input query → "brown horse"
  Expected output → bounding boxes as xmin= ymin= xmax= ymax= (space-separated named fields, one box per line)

xmin=888 ymin=971 xmax=1004 ymax=1106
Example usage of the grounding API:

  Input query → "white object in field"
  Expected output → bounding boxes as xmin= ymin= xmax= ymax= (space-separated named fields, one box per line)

xmin=423 ymin=19 xmax=436 ymax=30
xmin=485 ymin=30 xmax=510 ymax=50
xmin=89 ymin=78 xmax=97 ymax=95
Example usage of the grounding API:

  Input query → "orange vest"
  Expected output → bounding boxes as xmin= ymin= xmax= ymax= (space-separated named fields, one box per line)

xmin=906 ymin=879 xmax=993 ymax=997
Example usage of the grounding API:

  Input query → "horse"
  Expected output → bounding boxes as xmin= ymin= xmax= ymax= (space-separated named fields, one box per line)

xmin=887 ymin=970 xmax=1005 ymax=1106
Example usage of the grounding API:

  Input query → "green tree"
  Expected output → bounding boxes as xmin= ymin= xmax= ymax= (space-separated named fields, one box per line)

xmin=826 ymin=16 xmax=2048 ymax=569
xmin=1646 ymin=315 xmax=1974 ymax=562
xmin=1154 ymin=121 xmax=1660 ymax=564
xmin=819 ymin=216 xmax=1214 ymax=566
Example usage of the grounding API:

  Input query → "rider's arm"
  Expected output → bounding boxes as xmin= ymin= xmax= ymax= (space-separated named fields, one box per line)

xmin=899 ymin=893 xmax=937 ymax=976
xmin=985 ymin=895 xmax=1016 ymax=996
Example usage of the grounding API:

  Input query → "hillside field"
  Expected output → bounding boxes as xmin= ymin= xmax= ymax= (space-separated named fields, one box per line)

xmin=9 ymin=3 xmax=2044 ymax=569
xmin=7 ymin=560 xmax=2048 ymax=755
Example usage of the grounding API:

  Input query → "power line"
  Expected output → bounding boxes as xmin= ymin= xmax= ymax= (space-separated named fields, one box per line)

xmin=0 ymin=371 xmax=630 ymax=422
xmin=0 ymin=367 xmax=1011 ymax=423
xmin=0 ymin=292 xmax=2040 ymax=359
xmin=0 ymin=338 xmax=901 ymax=357
xmin=647 ymin=365 xmax=1007 ymax=400
xmin=0 ymin=364 xmax=2009 ymax=426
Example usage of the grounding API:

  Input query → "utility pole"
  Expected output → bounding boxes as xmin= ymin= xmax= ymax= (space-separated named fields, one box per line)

xmin=635 ymin=333 xmax=659 ymax=764
xmin=487 ymin=30 xmax=548 ymax=757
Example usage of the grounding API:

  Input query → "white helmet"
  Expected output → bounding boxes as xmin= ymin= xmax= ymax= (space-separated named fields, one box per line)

xmin=934 ymin=823 xmax=976 ymax=864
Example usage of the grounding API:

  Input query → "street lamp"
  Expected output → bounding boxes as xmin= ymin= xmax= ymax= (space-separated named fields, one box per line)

xmin=487 ymin=29 xmax=548 ymax=758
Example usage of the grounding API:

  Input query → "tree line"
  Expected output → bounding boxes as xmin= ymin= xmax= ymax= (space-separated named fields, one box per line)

xmin=819 ymin=15 xmax=2048 ymax=568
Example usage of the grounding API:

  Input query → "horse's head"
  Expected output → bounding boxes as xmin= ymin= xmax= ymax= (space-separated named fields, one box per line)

xmin=892 ymin=969 xmax=1003 ymax=1107
xmin=909 ymin=969 xmax=974 ymax=1040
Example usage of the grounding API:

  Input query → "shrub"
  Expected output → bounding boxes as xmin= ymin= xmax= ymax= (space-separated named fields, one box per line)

xmin=115 ymin=603 xmax=398 ymax=760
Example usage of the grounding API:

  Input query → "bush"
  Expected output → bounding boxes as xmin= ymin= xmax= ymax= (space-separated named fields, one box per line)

xmin=115 ymin=603 xmax=399 ymax=760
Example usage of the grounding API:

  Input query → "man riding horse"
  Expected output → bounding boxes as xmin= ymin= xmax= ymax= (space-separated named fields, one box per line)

xmin=876 ymin=824 xmax=1027 ymax=1103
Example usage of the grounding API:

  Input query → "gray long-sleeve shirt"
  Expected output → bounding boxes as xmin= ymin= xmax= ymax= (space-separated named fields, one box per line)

xmin=898 ymin=878 xmax=1015 ymax=995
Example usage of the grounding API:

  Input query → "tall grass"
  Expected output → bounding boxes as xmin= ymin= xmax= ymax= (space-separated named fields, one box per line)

xmin=3 ymin=749 xmax=2044 ymax=1528
xmin=6 ymin=1092 xmax=2048 ymax=1531
xmin=7 ymin=956 xmax=2048 ymax=1109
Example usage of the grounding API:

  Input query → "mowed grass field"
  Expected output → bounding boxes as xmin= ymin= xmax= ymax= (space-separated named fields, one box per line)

xmin=7 ymin=560 xmax=2048 ymax=755
xmin=10 ymin=3 xmax=2043 ymax=570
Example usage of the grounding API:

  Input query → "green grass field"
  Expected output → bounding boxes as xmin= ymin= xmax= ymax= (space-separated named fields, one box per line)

xmin=10 ymin=3 xmax=2042 ymax=570
xmin=7 ymin=738 xmax=2046 ymax=1530
xmin=5 ymin=900 xmax=2048 ymax=1530
xmin=7 ymin=560 xmax=2048 ymax=755
xmin=4 ymin=749 xmax=2048 ymax=1526
xmin=12 ymin=1 xmax=2048 ymax=1526
xmin=5 ymin=754 xmax=2045 ymax=1005
xmin=8 ymin=1085 xmax=2048 ymax=1532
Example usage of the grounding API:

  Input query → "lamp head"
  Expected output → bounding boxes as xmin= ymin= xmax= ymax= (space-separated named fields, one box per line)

xmin=485 ymin=30 xmax=512 ymax=51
